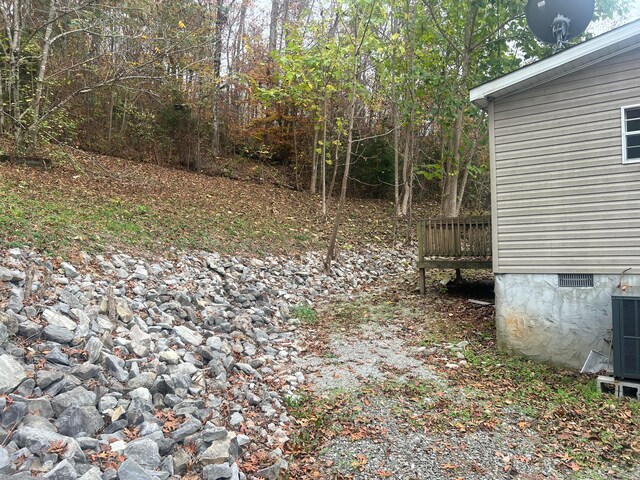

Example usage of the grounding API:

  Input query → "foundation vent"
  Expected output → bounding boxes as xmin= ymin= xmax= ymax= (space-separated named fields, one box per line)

xmin=558 ymin=273 xmax=593 ymax=287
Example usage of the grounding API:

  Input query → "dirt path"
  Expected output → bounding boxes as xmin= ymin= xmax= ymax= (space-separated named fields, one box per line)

xmin=284 ymin=282 xmax=640 ymax=480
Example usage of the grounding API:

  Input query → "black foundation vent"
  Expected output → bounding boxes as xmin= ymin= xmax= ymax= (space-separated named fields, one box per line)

xmin=558 ymin=273 xmax=594 ymax=288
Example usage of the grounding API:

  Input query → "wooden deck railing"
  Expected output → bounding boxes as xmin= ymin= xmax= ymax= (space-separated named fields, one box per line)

xmin=417 ymin=216 xmax=492 ymax=294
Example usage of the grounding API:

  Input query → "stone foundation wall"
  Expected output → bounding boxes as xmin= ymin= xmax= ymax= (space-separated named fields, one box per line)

xmin=494 ymin=274 xmax=640 ymax=369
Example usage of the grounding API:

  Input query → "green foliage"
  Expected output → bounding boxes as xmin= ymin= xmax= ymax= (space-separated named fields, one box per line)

xmin=349 ymin=138 xmax=395 ymax=198
xmin=291 ymin=305 xmax=319 ymax=325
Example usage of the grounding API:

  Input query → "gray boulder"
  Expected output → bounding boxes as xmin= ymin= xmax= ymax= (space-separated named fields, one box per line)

xmin=43 ymin=459 xmax=78 ymax=479
xmin=117 ymin=459 xmax=153 ymax=480
xmin=0 ymin=355 xmax=26 ymax=394
xmin=42 ymin=325 xmax=74 ymax=344
xmin=55 ymin=406 xmax=104 ymax=437
xmin=51 ymin=387 xmax=97 ymax=416
xmin=124 ymin=437 xmax=161 ymax=469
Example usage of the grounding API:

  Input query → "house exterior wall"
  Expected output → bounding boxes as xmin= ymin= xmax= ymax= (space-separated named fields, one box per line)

xmin=495 ymin=274 xmax=640 ymax=369
xmin=491 ymin=46 xmax=640 ymax=275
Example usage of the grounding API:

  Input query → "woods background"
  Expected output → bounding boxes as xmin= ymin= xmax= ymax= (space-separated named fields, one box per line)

xmin=0 ymin=0 xmax=629 ymax=218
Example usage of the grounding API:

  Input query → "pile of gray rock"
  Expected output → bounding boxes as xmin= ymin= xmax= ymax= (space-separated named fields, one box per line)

xmin=0 ymin=244 xmax=412 ymax=479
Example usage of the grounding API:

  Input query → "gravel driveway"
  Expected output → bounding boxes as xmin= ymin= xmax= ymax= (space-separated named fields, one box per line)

xmin=287 ymin=289 xmax=627 ymax=480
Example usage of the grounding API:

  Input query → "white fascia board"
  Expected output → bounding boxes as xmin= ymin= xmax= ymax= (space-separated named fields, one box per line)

xmin=470 ymin=19 xmax=640 ymax=108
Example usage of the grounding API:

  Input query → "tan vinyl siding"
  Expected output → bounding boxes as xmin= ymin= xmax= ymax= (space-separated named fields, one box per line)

xmin=492 ymin=46 xmax=640 ymax=274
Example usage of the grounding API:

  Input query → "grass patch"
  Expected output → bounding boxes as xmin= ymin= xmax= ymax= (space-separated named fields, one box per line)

xmin=316 ymin=296 xmax=407 ymax=332
xmin=0 ymin=176 xmax=312 ymax=256
xmin=290 ymin=305 xmax=318 ymax=325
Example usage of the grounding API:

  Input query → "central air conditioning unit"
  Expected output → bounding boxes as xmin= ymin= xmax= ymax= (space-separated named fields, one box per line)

xmin=612 ymin=291 xmax=640 ymax=380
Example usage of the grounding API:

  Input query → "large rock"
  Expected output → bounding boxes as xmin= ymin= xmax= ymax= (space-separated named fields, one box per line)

xmin=128 ymin=387 xmax=153 ymax=411
xmin=255 ymin=459 xmax=287 ymax=480
xmin=60 ymin=262 xmax=80 ymax=278
xmin=0 ymin=267 xmax=13 ymax=281
xmin=174 ymin=326 xmax=203 ymax=347
xmin=43 ymin=309 xmax=77 ymax=331
xmin=0 ymin=355 xmax=26 ymax=394
xmin=71 ymin=363 xmax=101 ymax=380
xmin=42 ymin=325 xmax=74 ymax=344
xmin=104 ymin=354 xmax=129 ymax=382
xmin=13 ymin=426 xmax=82 ymax=456
xmin=203 ymin=463 xmax=232 ymax=480
xmin=129 ymin=325 xmax=152 ymax=357
xmin=43 ymin=458 xmax=78 ymax=479
xmin=51 ymin=386 xmax=97 ymax=416
xmin=85 ymin=337 xmax=103 ymax=364
xmin=78 ymin=467 xmax=102 ymax=480
xmin=124 ymin=438 xmax=161 ymax=469
xmin=199 ymin=432 xmax=236 ymax=466
xmin=55 ymin=406 xmax=104 ymax=437
xmin=117 ymin=459 xmax=154 ymax=480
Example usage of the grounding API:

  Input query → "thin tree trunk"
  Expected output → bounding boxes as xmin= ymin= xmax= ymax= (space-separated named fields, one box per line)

xmin=391 ymin=29 xmax=400 ymax=218
xmin=9 ymin=0 xmax=22 ymax=145
xmin=232 ymin=0 xmax=248 ymax=72
xmin=400 ymin=124 xmax=412 ymax=215
xmin=406 ymin=130 xmax=415 ymax=243
xmin=327 ymin=129 xmax=341 ymax=207
xmin=321 ymin=93 xmax=328 ymax=216
xmin=442 ymin=104 xmax=464 ymax=216
xmin=0 ymin=71 xmax=5 ymax=134
xmin=269 ymin=0 xmax=279 ymax=52
xmin=310 ymin=121 xmax=319 ymax=193
xmin=400 ymin=12 xmax=415 ymax=217
xmin=212 ymin=0 xmax=225 ymax=156
xmin=292 ymin=109 xmax=300 ymax=190
xmin=28 ymin=0 xmax=57 ymax=146
xmin=441 ymin=3 xmax=478 ymax=216
xmin=325 ymin=55 xmax=359 ymax=271
xmin=108 ymin=89 xmax=114 ymax=147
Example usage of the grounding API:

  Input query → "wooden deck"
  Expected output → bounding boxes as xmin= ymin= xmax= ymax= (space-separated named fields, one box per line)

xmin=417 ymin=216 xmax=492 ymax=294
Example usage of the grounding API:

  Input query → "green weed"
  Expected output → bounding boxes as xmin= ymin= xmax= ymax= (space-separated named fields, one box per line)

xmin=291 ymin=305 xmax=318 ymax=325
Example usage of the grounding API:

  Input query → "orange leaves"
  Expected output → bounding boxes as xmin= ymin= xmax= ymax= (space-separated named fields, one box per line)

xmin=154 ymin=409 xmax=185 ymax=433
xmin=123 ymin=426 xmax=140 ymax=441
xmin=374 ymin=469 xmax=393 ymax=478
xmin=87 ymin=444 xmax=126 ymax=471
xmin=47 ymin=440 xmax=68 ymax=455
xmin=350 ymin=453 xmax=367 ymax=471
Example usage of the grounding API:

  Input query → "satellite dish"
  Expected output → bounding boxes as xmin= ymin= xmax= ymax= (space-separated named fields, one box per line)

xmin=526 ymin=0 xmax=595 ymax=49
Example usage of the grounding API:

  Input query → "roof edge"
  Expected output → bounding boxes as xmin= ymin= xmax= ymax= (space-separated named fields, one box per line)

xmin=470 ymin=18 xmax=640 ymax=108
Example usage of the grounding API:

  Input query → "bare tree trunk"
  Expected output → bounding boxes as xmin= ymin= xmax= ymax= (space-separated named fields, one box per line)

xmin=232 ymin=0 xmax=248 ymax=72
xmin=212 ymin=0 xmax=226 ymax=156
xmin=400 ymin=14 xmax=415 ymax=217
xmin=321 ymin=93 xmax=328 ymax=216
xmin=310 ymin=121 xmax=319 ymax=193
xmin=0 ymin=71 xmax=4 ymax=134
xmin=108 ymin=89 xmax=114 ymax=148
xmin=406 ymin=131 xmax=415 ymax=243
xmin=269 ymin=0 xmax=279 ymax=52
xmin=327 ymin=129 xmax=341 ymax=207
xmin=278 ymin=0 xmax=290 ymax=51
xmin=442 ymin=104 xmax=464 ymax=217
xmin=3 ymin=0 xmax=23 ymax=145
xmin=391 ymin=25 xmax=400 ymax=219
xmin=400 ymin=124 xmax=412 ymax=215
xmin=325 ymin=75 xmax=356 ymax=270
xmin=28 ymin=0 xmax=57 ymax=146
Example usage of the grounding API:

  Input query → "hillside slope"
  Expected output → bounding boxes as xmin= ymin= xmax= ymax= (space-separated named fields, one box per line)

xmin=0 ymin=146 xmax=435 ymax=257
